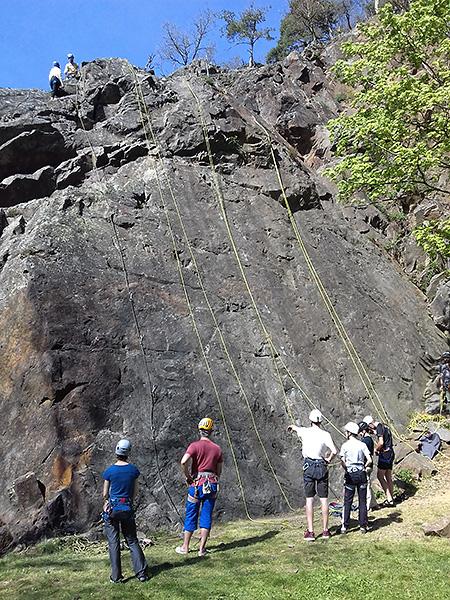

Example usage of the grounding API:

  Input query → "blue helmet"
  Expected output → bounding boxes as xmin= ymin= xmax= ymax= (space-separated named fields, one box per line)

xmin=53 ymin=61 xmax=60 ymax=67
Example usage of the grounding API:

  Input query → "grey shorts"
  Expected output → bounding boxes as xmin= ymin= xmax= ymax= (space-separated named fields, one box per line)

xmin=303 ymin=459 xmax=329 ymax=498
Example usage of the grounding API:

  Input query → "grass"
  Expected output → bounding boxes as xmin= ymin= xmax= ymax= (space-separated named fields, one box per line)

xmin=1 ymin=509 xmax=449 ymax=600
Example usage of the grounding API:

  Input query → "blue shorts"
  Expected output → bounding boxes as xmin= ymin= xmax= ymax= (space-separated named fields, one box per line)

xmin=184 ymin=482 xmax=218 ymax=532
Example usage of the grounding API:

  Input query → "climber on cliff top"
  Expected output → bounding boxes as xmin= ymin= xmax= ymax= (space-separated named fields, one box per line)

xmin=286 ymin=409 xmax=337 ymax=541
xmin=64 ymin=53 xmax=79 ymax=79
xmin=48 ymin=61 xmax=63 ymax=99
xmin=176 ymin=418 xmax=223 ymax=557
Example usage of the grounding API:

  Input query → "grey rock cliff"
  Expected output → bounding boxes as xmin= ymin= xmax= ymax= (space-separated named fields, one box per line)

xmin=0 ymin=56 xmax=446 ymax=551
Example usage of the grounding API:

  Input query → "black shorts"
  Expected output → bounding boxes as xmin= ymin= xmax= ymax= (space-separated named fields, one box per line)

xmin=303 ymin=459 xmax=329 ymax=498
xmin=377 ymin=449 xmax=394 ymax=471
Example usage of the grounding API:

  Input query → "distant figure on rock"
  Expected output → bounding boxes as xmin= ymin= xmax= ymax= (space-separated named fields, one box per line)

xmin=363 ymin=416 xmax=395 ymax=507
xmin=48 ymin=61 xmax=63 ymax=99
xmin=286 ymin=409 xmax=337 ymax=541
xmin=176 ymin=418 xmax=223 ymax=557
xmin=64 ymin=53 xmax=79 ymax=79
xmin=358 ymin=421 xmax=378 ymax=512
xmin=339 ymin=422 xmax=372 ymax=534
xmin=102 ymin=439 xmax=148 ymax=583
xmin=438 ymin=351 xmax=450 ymax=407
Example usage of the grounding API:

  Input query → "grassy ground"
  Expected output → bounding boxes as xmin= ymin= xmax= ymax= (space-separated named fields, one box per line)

xmin=1 ymin=459 xmax=450 ymax=600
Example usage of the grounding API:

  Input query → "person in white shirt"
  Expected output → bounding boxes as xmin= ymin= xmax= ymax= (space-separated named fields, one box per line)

xmin=287 ymin=409 xmax=337 ymax=541
xmin=48 ymin=61 xmax=63 ymax=99
xmin=339 ymin=422 xmax=372 ymax=534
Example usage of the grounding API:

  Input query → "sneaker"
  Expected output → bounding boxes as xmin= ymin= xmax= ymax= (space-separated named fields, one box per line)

xmin=322 ymin=529 xmax=331 ymax=539
xmin=303 ymin=529 xmax=315 ymax=541
xmin=138 ymin=574 xmax=149 ymax=582
xmin=110 ymin=576 xmax=123 ymax=584
xmin=340 ymin=526 xmax=347 ymax=534
xmin=360 ymin=527 xmax=367 ymax=534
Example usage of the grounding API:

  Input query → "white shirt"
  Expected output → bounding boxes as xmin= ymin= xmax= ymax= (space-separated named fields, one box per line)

xmin=49 ymin=66 xmax=63 ymax=84
xmin=340 ymin=437 xmax=371 ymax=468
xmin=295 ymin=426 xmax=337 ymax=460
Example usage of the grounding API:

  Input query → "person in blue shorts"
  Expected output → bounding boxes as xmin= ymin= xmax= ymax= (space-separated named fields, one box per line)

xmin=176 ymin=418 xmax=223 ymax=557
xmin=102 ymin=439 xmax=148 ymax=583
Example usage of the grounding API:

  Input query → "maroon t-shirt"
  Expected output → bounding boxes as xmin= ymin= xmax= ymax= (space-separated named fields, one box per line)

xmin=185 ymin=439 xmax=223 ymax=475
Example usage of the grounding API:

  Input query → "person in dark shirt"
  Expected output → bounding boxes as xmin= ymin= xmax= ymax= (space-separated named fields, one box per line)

xmin=438 ymin=351 xmax=450 ymax=406
xmin=176 ymin=418 xmax=223 ymax=557
xmin=358 ymin=421 xmax=378 ymax=511
xmin=102 ymin=439 xmax=148 ymax=583
xmin=363 ymin=416 xmax=395 ymax=506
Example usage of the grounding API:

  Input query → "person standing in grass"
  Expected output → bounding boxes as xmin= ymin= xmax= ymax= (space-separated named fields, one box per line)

xmin=358 ymin=421 xmax=379 ymax=511
xmin=339 ymin=422 xmax=373 ymax=534
xmin=176 ymin=418 xmax=223 ymax=557
xmin=102 ymin=439 xmax=148 ymax=583
xmin=287 ymin=409 xmax=337 ymax=541
xmin=363 ymin=415 xmax=395 ymax=507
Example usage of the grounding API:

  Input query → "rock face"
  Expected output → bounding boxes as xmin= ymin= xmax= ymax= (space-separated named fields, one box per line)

xmin=0 ymin=56 xmax=446 ymax=552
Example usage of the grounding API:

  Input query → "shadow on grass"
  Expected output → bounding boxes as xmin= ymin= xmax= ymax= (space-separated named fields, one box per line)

xmin=145 ymin=530 xmax=279 ymax=580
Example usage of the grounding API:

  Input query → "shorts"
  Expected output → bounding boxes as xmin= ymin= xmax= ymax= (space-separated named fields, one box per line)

xmin=303 ymin=459 xmax=328 ymax=498
xmin=377 ymin=449 xmax=394 ymax=471
xmin=184 ymin=482 xmax=218 ymax=532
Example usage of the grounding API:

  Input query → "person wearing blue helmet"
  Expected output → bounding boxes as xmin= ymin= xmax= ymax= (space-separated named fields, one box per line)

xmin=48 ymin=61 xmax=63 ymax=99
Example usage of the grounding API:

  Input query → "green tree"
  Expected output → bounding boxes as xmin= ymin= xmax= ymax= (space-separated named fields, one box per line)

xmin=218 ymin=2 xmax=274 ymax=67
xmin=324 ymin=0 xmax=450 ymax=257
xmin=267 ymin=0 xmax=365 ymax=64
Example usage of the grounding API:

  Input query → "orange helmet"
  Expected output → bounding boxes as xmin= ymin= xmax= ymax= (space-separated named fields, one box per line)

xmin=198 ymin=417 xmax=214 ymax=431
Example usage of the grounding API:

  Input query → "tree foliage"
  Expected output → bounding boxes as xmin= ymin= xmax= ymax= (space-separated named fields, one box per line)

xmin=326 ymin=0 xmax=450 ymax=202
xmin=266 ymin=0 xmax=372 ymax=64
xmin=324 ymin=0 xmax=450 ymax=258
xmin=158 ymin=10 xmax=215 ymax=69
xmin=218 ymin=2 xmax=274 ymax=66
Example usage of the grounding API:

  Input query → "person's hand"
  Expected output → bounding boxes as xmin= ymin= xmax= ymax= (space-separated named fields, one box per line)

xmin=185 ymin=475 xmax=194 ymax=486
xmin=286 ymin=425 xmax=294 ymax=433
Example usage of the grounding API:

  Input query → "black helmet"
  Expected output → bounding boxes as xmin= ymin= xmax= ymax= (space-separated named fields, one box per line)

xmin=358 ymin=421 xmax=369 ymax=433
xmin=442 ymin=352 xmax=450 ymax=359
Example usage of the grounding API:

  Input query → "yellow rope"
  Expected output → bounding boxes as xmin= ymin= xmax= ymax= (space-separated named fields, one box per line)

xmin=186 ymin=80 xmax=345 ymax=441
xmin=127 ymin=64 xmax=298 ymax=517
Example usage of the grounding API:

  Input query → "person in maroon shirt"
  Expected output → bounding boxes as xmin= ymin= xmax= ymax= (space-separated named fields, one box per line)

xmin=175 ymin=418 xmax=223 ymax=557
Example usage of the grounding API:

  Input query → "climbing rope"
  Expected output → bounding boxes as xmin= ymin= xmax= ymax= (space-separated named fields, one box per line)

xmin=127 ymin=64 xmax=301 ymax=519
xmin=75 ymin=70 xmax=183 ymax=523
xmin=186 ymin=80 xmax=345 ymax=443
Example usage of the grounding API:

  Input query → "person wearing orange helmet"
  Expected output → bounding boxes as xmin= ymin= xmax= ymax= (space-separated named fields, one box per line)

xmin=176 ymin=418 xmax=223 ymax=557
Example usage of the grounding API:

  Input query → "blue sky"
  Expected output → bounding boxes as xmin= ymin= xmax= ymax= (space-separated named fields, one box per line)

xmin=0 ymin=0 xmax=287 ymax=90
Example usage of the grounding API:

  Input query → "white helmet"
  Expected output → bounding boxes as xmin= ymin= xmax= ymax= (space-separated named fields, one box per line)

xmin=115 ymin=439 xmax=131 ymax=456
xmin=363 ymin=415 xmax=374 ymax=425
xmin=345 ymin=422 xmax=359 ymax=435
xmin=309 ymin=409 xmax=323 ymax=423
xmin=68 ymin=53 xmax=74 ymax=58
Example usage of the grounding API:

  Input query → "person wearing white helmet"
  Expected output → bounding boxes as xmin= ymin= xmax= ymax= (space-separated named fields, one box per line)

xmin=176 ymin=418 xmax=223 ymax=557
xmin=339 ymin=422 xmax=373 ymax=534
xmin=48 ymin=61 xmax=63 ymax=99
xmin=363 ymin=415 xmax=395 ymax=506
xmin=286 ymin=409 xmax=337 ymax=541
xmin=102 ymin=439 xmax=148 ymax=583
xmin=64 ymin=53 xmax=79 ymax=79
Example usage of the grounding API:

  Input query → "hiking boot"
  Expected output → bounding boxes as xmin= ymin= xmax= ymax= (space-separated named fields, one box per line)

xmin=303 ymin=529 xmax=315 ymax=541
xmin=322 ymin=529 xmax=331 ymax=539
